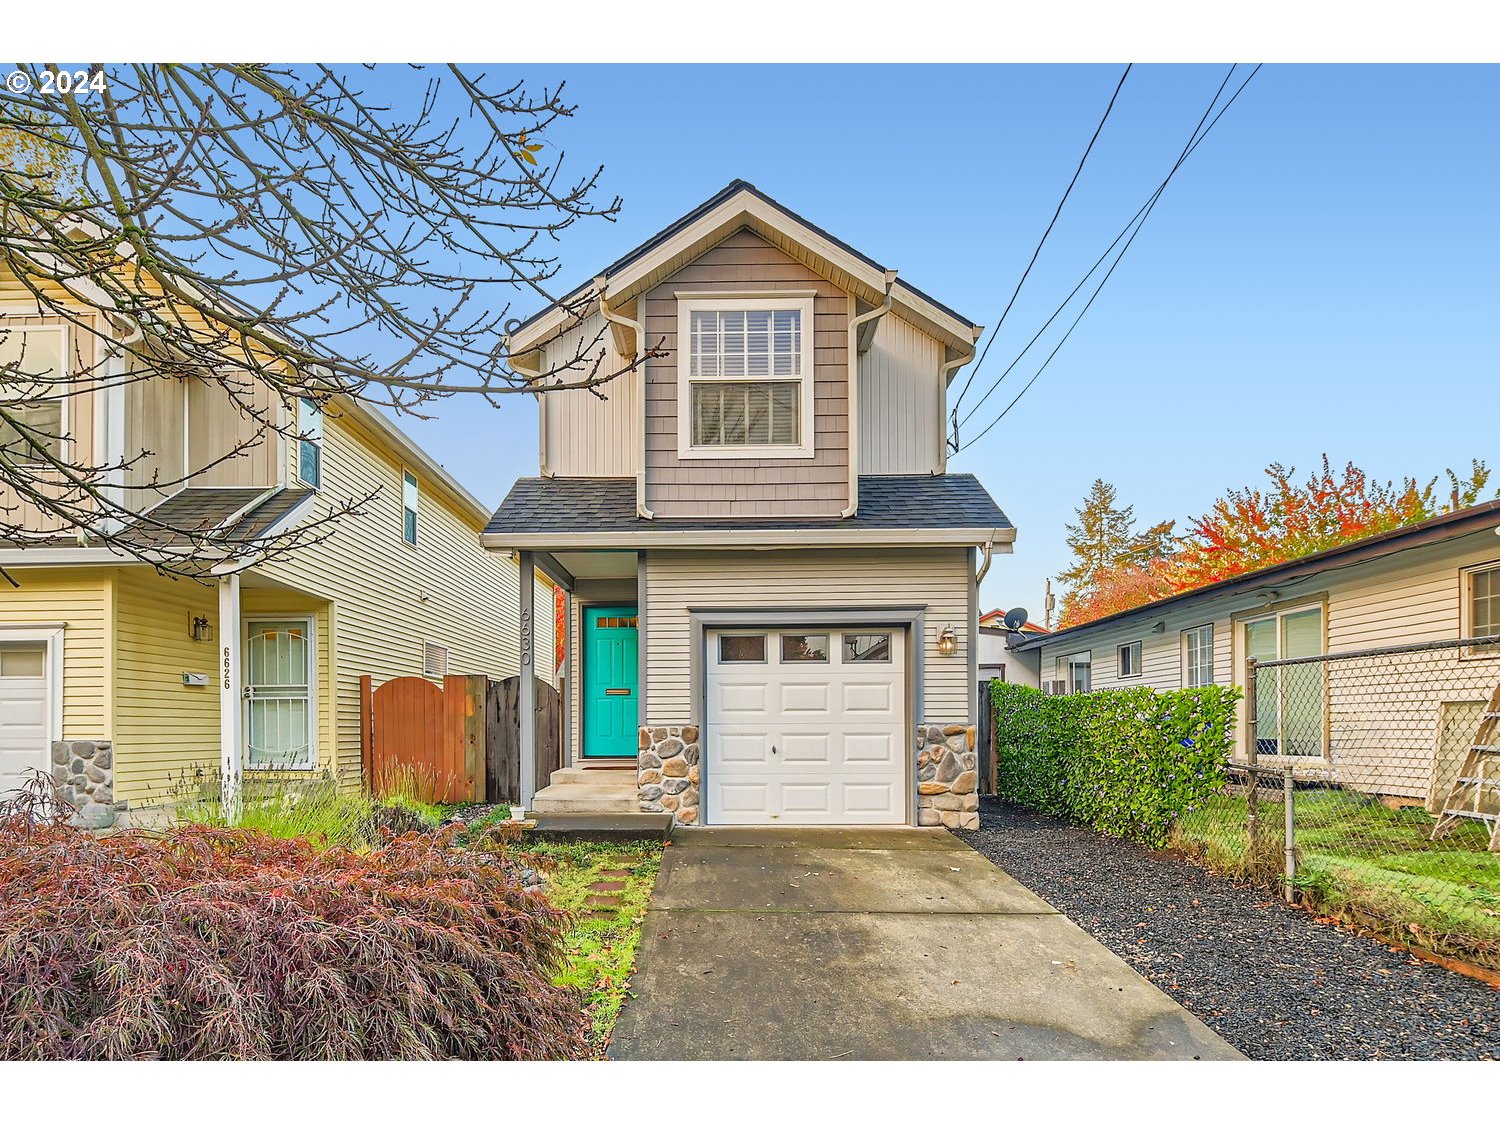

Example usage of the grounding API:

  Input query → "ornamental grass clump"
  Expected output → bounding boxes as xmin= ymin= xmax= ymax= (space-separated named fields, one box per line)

xmin=0 ymin=777 xmax=589 ymax=1060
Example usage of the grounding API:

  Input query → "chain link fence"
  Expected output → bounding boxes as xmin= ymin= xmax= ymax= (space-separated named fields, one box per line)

xmin=1171 ymin=635 xmax=1500 ymax=968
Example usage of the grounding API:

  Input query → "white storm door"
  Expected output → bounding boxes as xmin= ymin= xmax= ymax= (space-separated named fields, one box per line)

xmin=706 ymin=628 xmax=905 ymax=825
xmin=244 ymin=618 xmax=315 ymax=769
xmin=0 ymin=644 xmax=50 ymax=799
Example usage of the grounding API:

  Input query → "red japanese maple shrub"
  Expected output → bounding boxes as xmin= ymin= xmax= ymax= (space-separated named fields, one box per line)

xmin=0 ymin=779 xmax=587 ymax=1060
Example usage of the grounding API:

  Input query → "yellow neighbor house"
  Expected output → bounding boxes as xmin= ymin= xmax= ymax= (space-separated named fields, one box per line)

xmin=0 ymin=266 xmax=547 ymax=825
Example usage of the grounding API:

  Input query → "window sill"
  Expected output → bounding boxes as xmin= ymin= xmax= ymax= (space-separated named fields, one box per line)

xmin=676 ymin=443 xmax=815 ymax=461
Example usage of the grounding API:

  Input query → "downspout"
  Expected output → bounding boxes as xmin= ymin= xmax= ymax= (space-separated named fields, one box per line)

xmin=842 ymin=271 xmax=897 ymax=518
xmin=938 ymin=328 xmax=981 ymax=474
xmin=975 ymin=527 xmax=999 ymax=585
xmin=596 ymin=278 xmax=653 ymax=519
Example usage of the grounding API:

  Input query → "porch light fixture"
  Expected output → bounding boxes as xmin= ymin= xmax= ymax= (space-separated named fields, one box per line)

xmin=190 ymin=615 xmax=213 ymax=643
xmin=937 ymin=625 xmax=958 ymax=657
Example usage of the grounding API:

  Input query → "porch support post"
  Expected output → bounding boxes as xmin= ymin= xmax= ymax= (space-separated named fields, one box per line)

xmin=218 ymin=572 xmax=242 ymax=823
xmin=518 ymin=550 xmax=538 ymax=810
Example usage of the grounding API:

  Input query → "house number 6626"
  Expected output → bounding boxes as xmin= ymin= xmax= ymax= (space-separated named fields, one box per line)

xmin=223 ymin=646 xmax=232 ymax=690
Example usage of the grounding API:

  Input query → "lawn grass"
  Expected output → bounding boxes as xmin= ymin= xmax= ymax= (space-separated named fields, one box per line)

xmin=509 ymin=838 xmax=663 ymax=1055
xmin=1174 ymin=788 xmax=1500 ymax=962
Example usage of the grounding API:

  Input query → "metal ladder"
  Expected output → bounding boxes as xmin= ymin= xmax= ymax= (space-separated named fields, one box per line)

xmin=1432 ymin=678 xmax=1500 ymax=852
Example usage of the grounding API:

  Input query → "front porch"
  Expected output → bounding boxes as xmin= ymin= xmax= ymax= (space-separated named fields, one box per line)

xmin=517 ymin=548 xmax=661 ymax=824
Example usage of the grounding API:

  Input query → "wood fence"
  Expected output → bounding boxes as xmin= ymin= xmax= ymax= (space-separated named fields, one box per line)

xmin=360 ymin=673 xmax=559 ymax=806
xmin=485 ymin=676 xmax=560 ymax=804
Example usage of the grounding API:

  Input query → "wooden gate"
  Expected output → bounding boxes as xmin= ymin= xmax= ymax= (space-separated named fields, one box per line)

xmin=360 ymin=674 xmax=485 ymax=804
xmin=486 ymin=676 xmax=561 ymax=804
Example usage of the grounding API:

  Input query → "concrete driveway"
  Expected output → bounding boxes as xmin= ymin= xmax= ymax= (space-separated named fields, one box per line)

xmin=608 ymin=827 xmax=1241 ymax=1061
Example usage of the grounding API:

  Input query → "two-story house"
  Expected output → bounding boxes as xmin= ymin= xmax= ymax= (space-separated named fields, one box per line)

xmin=486 ymin=182 xmax=1015 ymax=829
xmin=0 ymin=263 xmax=549 ymax=825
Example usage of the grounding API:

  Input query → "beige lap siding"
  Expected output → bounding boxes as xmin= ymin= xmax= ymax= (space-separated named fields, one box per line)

xmin=1030 ymin=531 xmax=1500 ymax=802
xmin=259 ymin=404 xmax=548 ymax=786
xmin=642 ymin=548 xmax=973 ymax=726
xmin=643 ymin=230 xmax=851 ymax=519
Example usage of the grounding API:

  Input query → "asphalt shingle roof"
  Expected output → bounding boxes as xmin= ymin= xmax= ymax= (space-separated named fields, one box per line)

xmin=484 ymin=474 xmax=1010 ymax=537
xmin=121 ymin=487 xmax=313 ymax=549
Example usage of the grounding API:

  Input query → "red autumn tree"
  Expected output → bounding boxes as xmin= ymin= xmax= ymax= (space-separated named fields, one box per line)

xmin=1166 ymin=456 xmax=1493 ymax=592
xmin=1056 ymin=561 xmax=1174 ymax=629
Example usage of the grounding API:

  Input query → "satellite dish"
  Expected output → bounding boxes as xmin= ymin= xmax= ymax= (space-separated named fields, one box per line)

xmin=1003 ymin=607 xmax=1029 ymax=632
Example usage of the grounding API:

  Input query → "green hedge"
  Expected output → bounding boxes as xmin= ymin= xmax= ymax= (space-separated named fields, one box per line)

xmin=991 ymin=680 xmax=1241 ymax=848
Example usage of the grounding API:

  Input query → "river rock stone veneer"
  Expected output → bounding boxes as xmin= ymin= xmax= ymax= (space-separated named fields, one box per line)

xmin=50 ymin=740 xmax=122 ymax=830
xmin=917 ymin=724 xmax=979 ymax=829
xmin=638 ymin=725 xmax=701 ymax=825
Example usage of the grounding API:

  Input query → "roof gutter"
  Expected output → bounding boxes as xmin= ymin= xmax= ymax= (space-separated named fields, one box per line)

xmin=596 ymin=278 xmax=653 ymax=520
xmin=842 ymin=272 xmax=897 ymax=519
xmin=482 ymin=524 xmax=1017 ymax=552
xmin=1011 ymin=500 xmax=1500 ymax=652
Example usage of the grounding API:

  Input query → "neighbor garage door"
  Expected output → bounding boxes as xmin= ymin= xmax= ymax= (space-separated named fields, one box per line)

xmin=0 ymin=644 xmax=50 ymax=801
xmin=706 ymin=627 xmax=906 ymax=825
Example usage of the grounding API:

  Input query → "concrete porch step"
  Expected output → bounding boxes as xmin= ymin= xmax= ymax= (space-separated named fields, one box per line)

xmin=549 ymin=766 xmax=637 ymax=789
xmin=531 ymin=782 xmax=638 ymax=815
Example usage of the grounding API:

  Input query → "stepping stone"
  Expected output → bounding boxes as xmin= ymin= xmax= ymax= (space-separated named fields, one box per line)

xmin=582 ymin=909 xmax=616 ymax=920
xmin=585 ymin=895 xmax=620 ymax=909
xmin=589 ymin=880 xmax=627 ymax=892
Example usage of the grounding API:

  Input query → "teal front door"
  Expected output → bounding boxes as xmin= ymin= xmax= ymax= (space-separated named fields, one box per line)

xmin=582 ymin=606 xmax=639 ymax=758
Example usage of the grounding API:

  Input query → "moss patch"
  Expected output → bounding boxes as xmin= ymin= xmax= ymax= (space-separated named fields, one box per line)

xmin=512 ymin=838 xmax=663 ymax=1055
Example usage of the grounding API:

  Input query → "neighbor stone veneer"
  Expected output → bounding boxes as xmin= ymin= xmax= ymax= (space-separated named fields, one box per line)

xmin=50 ymin=740 xmax=123 ymax=830
xmin=638 ymin=725 xmax=701 ymax=825
xmin=638 ymin=722 xmax=978 ymax=829
xmin=917 ymin=724 xmax=980 ymax=830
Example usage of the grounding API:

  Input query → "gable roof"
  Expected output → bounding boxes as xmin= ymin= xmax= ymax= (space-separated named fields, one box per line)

xmin=1015 ymin=498 xmax=1500 ymax=651
xmin=506 ymin=180 xmax=984 ymax=360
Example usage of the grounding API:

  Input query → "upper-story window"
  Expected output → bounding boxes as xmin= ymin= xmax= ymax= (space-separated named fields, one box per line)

xmin=296 ymin=398 xmax=323 ymax=488
xmin=402 ymin=469 xmax=419 ymax=545
xmin=677 ymin=295 xmax=816 ymax=459
xmin=0 ymin=324 xmax=67 ymax=464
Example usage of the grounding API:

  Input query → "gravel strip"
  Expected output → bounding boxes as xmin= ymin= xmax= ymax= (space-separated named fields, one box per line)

xmin=957 ymin=797 xmax=1500 ymax=1060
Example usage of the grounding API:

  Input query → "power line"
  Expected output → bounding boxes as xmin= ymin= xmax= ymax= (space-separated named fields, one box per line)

xmin=955 ymin=66 xmax=1238 ymax=435
xmin=954 ymin=65 xmax=1261 ymax=454
xmin=952 ymin=64 xmax=1132 ymax=416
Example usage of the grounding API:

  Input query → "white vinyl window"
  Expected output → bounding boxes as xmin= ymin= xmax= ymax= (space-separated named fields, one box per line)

xmin=402 ymin=470 xmax=419 ymax=546
xmin=1117 ymin=641 xmax=1143 ymax=679
xmin=296 ymin=398 xmax=323 ymax=488
xmin=1468 ymin=563 xmax=1500 ymax=640
xmin=0 ymin=324 xmax=68 ymax=464
xmin=1244 ymin=605 xmax=1325 ymax=757
xmin=677 ymin=295 xmax=815 ymax=458
xmin=1183 ymin=624 xmax=1215 ymax=688
xmin=1052 ymin=651 xmax=1091 ymax=694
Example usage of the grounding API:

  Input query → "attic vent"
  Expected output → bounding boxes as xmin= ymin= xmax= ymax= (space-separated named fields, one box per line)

xmin=423 ymin=642 xmax=448 ymax=677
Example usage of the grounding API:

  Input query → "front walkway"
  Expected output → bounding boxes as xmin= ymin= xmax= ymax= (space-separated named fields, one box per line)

xmin=607 ymin=827 xmax=1241 ymax=1060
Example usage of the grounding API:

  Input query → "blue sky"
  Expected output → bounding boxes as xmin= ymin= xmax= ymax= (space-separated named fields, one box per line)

xmin=375 ymin=64 xmax=1498 ymax=621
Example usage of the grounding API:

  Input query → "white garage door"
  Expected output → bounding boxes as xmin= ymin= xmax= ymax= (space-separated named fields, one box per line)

xmin=0 ymin=644 xmax=50 ymax=801
xmin=706 ymin=627 xmax=906 ymax=825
